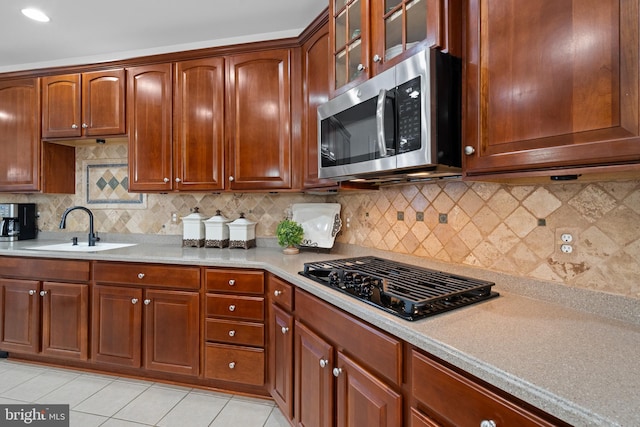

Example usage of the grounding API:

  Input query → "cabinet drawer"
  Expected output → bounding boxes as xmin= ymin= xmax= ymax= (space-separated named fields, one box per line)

xmin=411 ymin=349 xmax=557 ymax=427
xmin=204 ymin=343 xmax=264 ymax=386
xmin=206 ymin=294 xmax=264 ymax=321
xmin=296 ymin=289 xmax=402 ymax=385
xmin=94 ymin=262 xmax=200 ymax=290
xmin=205 ymin=268 xmax=264 ymax=294
xmin=267 ymin=275 xmax=293 ymax=311
xmin=205 ymin=318 xmax=264 ymax=347
xmin=0 ymin=256 xmax=90 ymax=282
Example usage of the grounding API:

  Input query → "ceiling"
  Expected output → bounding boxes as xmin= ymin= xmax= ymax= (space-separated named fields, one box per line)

xmin=0 ymin=0 xmax=328 ymax=73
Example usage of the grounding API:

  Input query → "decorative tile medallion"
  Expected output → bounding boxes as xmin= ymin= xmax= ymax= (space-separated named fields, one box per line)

xmin=83 ymin=160 xmax=146 ymax=209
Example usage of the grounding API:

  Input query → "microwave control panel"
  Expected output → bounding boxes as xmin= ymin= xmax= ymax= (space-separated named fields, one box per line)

xmin=396 ymin=76 xmax=422 ymax=153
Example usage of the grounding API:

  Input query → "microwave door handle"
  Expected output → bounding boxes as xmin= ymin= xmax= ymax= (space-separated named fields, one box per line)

xmin=376 ymin=89 xmax=388 ymax=157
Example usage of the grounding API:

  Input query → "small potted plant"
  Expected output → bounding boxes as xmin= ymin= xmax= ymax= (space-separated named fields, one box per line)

xmin=276 ymin=218 xmax=304 ymax=255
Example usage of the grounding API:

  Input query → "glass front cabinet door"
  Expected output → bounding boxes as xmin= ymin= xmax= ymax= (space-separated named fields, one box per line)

xmin=331 ymin=0 xmax=443 ymax=95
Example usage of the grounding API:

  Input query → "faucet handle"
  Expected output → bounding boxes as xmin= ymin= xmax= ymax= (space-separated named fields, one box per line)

xmin=71 ymin=237 xmax=78 ymax=246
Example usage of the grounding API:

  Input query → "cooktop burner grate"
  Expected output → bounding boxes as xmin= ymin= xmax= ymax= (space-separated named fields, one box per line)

xmin=299 ymin=256 xmax=499 ymax=321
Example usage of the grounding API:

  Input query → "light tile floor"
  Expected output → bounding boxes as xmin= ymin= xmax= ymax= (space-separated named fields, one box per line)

xmin=0 ymin=359 xmax=289 ymax=427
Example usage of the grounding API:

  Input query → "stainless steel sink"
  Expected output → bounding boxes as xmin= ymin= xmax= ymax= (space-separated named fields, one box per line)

xmin=25 ymin=242 xmax=136 ymax=252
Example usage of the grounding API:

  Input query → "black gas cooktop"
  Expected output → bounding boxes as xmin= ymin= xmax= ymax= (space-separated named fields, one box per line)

xmin=299 ymin=256 xmax=498 ymax=321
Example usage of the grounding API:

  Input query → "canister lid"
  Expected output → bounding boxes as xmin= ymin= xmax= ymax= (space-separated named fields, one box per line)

xmin=182 ymin=207 xmax=207 ymax=222
xmin=228 ymin=212 xmax=256 ymax=227
xmin=205 ymin=209 xmax=231 ymax=223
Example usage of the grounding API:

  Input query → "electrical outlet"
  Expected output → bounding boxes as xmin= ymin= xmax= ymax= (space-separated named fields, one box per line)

xmin=171 ymin=213 xmax=178 ymax=223
xmin=556 ymin=228 xmax=579 ymax=255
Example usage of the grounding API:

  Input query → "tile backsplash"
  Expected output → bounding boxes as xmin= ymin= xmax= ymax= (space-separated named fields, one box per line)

xmin=4 ymin=141 xmax=639 ymax=299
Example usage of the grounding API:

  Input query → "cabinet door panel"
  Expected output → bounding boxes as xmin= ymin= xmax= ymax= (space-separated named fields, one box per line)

xmin=174 ymin=58 xmax=225 ymax=191
xmin=0 ymin=279 xmax=39 ymax=353
xmin=127 ymin=64 xmax=173 ymax=191
xmin=41 ymin=74 xmax=81 ymax=138
xmin=144 ymin=289 xmax=199 ymax=376
xmin=226 ymin=49 xmax=292 ymax=190
xmin=302 ymin=23 xmax=336 ymax=189
xmin=270 ymin=304 xmax=293 ymax=419
xmin=464 ymin=0 xmax=640 ymax=177
xmin=0 ymin=79 xmax=40 ymax=192
xmin=92 ymin=285 xmax=142 ymax=367
xmin=82 ymin=69 xmax=126 ymax=136
xmin=335 ymin=352 xmax=402 ymax=427
xmin=41 ymin=282 xmax=89 ymax=360
xmin=294 ymin=320 xmax=333 ymax=427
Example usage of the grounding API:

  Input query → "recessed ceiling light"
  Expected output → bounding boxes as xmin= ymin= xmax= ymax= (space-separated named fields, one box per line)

xmin=21 ymin=8 xmax=50 ymax=22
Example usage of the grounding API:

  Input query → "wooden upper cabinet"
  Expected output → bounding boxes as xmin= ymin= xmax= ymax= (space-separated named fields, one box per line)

xmin=463 ymin=0 xmax=640 ymax=179
xmin=0 ymin=78 xmax=40 ymax=192
xmin=302 ymin=21 xmax=338 ymax=190
xmin=226 ymin=49 xmax=293 ymax=191
xmin=41 ymin=69 xmax=125 ymax=139
xmin=331 ymin=0 xmax=444 ymax=95
xmin=127 ymin=63 xmax=173 ymax=192
xmin=173 ymin=57 xmax=225 ymax=191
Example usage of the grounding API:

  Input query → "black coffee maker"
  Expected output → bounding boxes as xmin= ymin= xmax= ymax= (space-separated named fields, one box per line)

xmin=0 ymin=203 xmax=37 ymax=241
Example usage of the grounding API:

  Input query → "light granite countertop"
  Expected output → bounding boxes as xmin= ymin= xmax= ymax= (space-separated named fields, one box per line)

xmin=1 ymin=234 xmax=639 ymax=426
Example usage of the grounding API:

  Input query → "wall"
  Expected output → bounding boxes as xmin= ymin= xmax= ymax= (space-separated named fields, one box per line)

xmin=5 ymin=142 xmax=639 ymax=299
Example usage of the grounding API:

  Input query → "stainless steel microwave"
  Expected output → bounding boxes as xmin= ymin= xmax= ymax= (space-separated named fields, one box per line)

xmin=317 ymin=49 xmax=461 ymax=184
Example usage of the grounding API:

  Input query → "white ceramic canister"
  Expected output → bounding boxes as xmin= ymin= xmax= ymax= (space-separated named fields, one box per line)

xmin=228 ymin=212 xmax=257 ymax=249
xmin=204 ymin=210 xmax=232 ymax=248
xmin=182 ymin=207 xmax=207 ymax=247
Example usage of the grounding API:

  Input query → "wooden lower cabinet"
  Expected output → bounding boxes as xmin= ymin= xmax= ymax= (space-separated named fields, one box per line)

xmin=0 ymin=278 xmax=41 ymax=354
xmin=144 ymin=289 xmax=199 ymax=376
xmin=292 ymin=289 xmax=403 ymax=427
xmin=270 ymin=304 xmax=294 ymax=419
xmin=92 ymin=285 xmax=199 ymax=376
xmin=411 ymin=349 xmax=565 ymax=427
xmin=41 ymin=282 xmax=89 ymax=360
xmin=91 ymin=285 xmax=142 ymax=367
xmin=203 ymin=268 xmax=266 ymax=387
xmin=335 ymin=352 xmax=402 ymax=427
xmin=294 ymin=320 xmax=334 ymax=427
xmin=0 ymin=257 xmax=90 ymax=359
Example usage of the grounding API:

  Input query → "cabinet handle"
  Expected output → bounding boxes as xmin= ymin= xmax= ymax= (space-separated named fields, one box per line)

xmin=228 ymin=279 xmax=235 ymax=286
xmin=71 ymin=123 xmax=78 ymax=129
xmin=39 ymin=290 xmax=48 ymax=296
xmin=131 ymin=298 xmax=138 ymax=304
xmin=273 ymin=290 xmax=282 ymax=297
xmin=144 ymin=299 xmax=151 ymax=305
xmin=357 ymin=63 xmax=365 ymax=72
xmin=28 ymin=289 xmax=36 ymax=295
xmin=228 ymin=362 xmax=236 ymax=369
xmin=175 ymin=178 xmax=182 ymax=183
xmin=332 ymin=367 xmax=342 ymax=377
xmin=163 ymin=177 xmax=170 ymax=183
xmin=464 ymin=146 xmax=476 ymax=155
xmin=228 ymin=304 xmax=236 ymax=312
xmin=480 ymin=421 xmax=496 ymax=427
xmin=372 ymin=54 xmax=382 ymax=63
xmin=82 ymin=123 xmax=88 ymax=129
xmin=281 ymin=326 xmax=289 ymax=334
xmin=229 ymin=176 xmax=234 ymax=182
xmin=228 ymin=330 xmax=236 ymax=337
xmin=138 ymin=273 xmax=145 ymax=279
xmin=319 ymin=359 xmax=329 ymax=368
